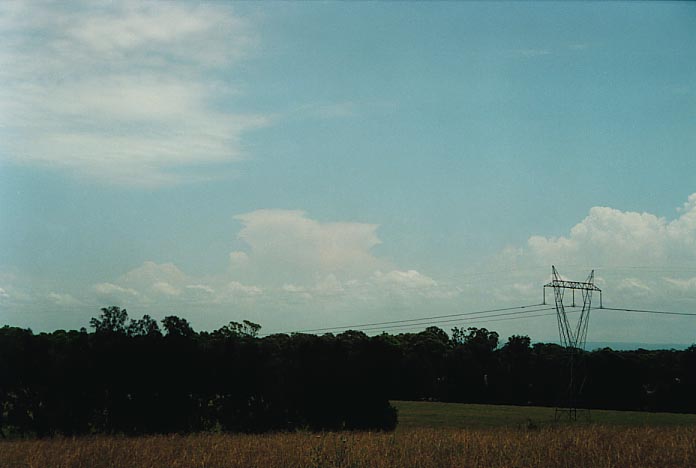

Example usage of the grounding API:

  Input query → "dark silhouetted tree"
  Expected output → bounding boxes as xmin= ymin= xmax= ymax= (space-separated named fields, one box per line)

xmin=215 ymin=320 xmax=261 ymax=338
xmin=500 ymin=335 xmax=532 ymax=404
xmin=90 ymin=306 xmax=128 ymax=334
xmin=127 ymin=314 xmax=161 ymax=337
xmin=161 ymin=315 xmax=195 ymax=338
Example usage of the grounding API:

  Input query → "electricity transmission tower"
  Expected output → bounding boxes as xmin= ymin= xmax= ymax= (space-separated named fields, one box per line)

xmin=543 ymin=266 xmax=602 ymax=421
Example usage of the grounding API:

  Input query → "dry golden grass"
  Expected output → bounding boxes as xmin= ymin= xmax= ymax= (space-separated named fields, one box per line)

xmin=2 ymin=426 xmax=695 ymax=468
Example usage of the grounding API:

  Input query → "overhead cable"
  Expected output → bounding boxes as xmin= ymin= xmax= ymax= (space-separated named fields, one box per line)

xmin=356 ymin=307 xmax=560 ymax=333
xmin=602 ymin=306 xmax=696 ymax=317
xmin=290 ymin=303 xmax=545 ymax=334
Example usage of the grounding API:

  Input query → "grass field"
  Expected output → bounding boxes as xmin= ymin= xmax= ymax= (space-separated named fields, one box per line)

xmin=392 ymin=400 xmax=696 ymax=430
xmin=2 ymin=401 xmax=696 ymax=468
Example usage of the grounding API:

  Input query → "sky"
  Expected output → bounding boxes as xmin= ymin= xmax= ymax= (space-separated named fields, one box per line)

xmin=1 ymin=1 xmax=695 ymax=345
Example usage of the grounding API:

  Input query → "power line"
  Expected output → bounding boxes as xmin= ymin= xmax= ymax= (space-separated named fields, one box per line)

xmin=602 ymin=306 xmax=696 ymax=317
xmin=287 ymin=303 xmax=545 ymax=334
xmin=357 ymin=307 xmax=559 ymax=333
xmin=265 ymin=305 xmax=555 ymax=336
xmin=261 ymin=302 xmax=696 ymax=338
xmin=595 ymin=266 xmax=696 ymax=273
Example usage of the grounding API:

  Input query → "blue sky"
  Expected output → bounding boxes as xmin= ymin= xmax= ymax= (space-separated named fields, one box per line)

xmin=1 ymin=2 xmax=695 ymax=344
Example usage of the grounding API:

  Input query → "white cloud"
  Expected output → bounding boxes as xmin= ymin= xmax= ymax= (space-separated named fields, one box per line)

xmin=677 ymin=193 xmax=696 ymax=215
xmin=94 ymin=282 xmax=139 ymax=297
xmin=664 ymin=277 xmax=696 ymax=291
xmin=495 ymin=193 xmax=696 ymax=308
xmin=151 ymin=281 xmax=181 ymax=297
xmin=95 ymin=261 xmax=189 ymax=302
xmin=280 ymin=284 xmax=314 ymax=302
xmin=0 ymin=2 xmax=266 ymax=187
xmin=186 ymin=284 xmax=215 ymax=295
xmin=67 ymin=4 xmax=245 ymax=59
xmin=229 ymin=251 xmax=249 ymax=267
xmin=83 ymin=211 xmax=457 ymax=317
xmin=374 ymin=269 xmax=437 ymax=290
xmin=215 ymin=281 xmax=263 ymax=302
xmin=118 ymin=261 xmax=188 ymax=289
xmin=8 ymin=199 xmax=693 ymax=342
xmin=0 ymin=276 xmax=32 ymax=303
xmin=227 ymin=281 xmax=263 ymax=296
xmin=282 ymin=284 xmax=306 ymax=293
xmin=234 ymin=209 xmax=386 ymax=281
xmin=522 ymin=201 xmax=696 ymax=268
xmin=371 ymin=270 xmax=459 ymax=300
xmin=92 ymin=259 xmax=264 ymax=306
xmin=276 ymin=269 xmax=454 ymax=304
xmin=47 ymin=292 xmax=82 ymax=306
xmin=616 ymin=278 xmax=652 ymax=298
xmin=313 ymin=274 xmax=345 ymax=296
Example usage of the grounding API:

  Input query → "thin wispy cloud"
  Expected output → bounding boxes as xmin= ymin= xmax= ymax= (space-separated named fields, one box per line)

xmin=510 ymin=44 xmax=590 ymax=58
xmin=0 ymin=2 xmax=267 ymax=187
xmin=47 ymin=292 xmax=83 ymax=307
xmin=297 ymin=102 xmax=358 ymax=119
xmin=512 ymin=48 xmax=552 ymax=58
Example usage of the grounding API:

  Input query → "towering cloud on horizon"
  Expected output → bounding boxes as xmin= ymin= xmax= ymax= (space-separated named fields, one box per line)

xmin=495 ymin=194 xmax=696 ymax=306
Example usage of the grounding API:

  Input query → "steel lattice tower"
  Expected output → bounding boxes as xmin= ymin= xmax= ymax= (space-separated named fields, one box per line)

xmin=543 ymin=265 xmax=602 ymax=420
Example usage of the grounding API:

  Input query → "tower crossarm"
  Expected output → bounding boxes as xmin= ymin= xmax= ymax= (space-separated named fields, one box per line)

xmin=543 ymin=280 xmax=601 ymax=292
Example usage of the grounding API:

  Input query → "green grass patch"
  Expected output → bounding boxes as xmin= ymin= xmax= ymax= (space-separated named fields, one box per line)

xmin=392 ymin=400 xmax=696 ymax=430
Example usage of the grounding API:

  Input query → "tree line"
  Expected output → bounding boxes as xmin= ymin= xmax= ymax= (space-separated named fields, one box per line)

xmin=1 ymin=306 xmax=695 ymax=437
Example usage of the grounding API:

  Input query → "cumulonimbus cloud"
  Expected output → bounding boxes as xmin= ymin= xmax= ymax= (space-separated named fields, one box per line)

xmin=233 ymin=209 xmax=388 ymax=281
xmin=495 ymin=193 xmax=696 ymax=304
xmin=526 ymin=194 xmax=696 ymax=268
xmin=89 ymin=210 xmax=452 ymax=308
